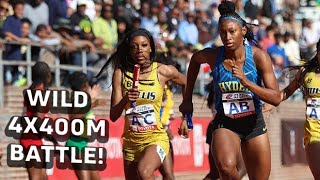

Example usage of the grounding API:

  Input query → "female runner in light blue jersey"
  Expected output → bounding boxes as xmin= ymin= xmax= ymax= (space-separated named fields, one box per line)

xmin=179 ymin=1 xmax=281 ymax=179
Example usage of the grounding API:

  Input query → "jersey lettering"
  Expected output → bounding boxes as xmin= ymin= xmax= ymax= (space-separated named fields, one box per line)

xmin=306 ymin=98 xmax=320 ymax=120
xmin=126 ymin=80 xmax=133 ymax=88
xmin=126 ymin=104 xmax=157 ymax=132
xmin=131 ymin=116 xmax=141 ymax=126
xmin=310 ymin=108 xmax=318 ymax=119
xmin=219 ymin=81 xmax=249 ymax=92
xmin=229 ymin=103 xmax=239 ymax=114
xmin=306 ymin=88 xmax=319 ymax=95
xmin=140 ymin=92 xmax=156 ymax=100
xmin=223 ymin=93 xmax=255 ymax=119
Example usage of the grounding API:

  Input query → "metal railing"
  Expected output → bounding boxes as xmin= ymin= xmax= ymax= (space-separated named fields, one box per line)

xmin=0 ymin=41 xmax=113 ymax=108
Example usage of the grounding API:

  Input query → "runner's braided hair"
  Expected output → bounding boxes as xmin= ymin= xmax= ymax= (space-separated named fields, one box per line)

xmin=285 ymin=39 xmax=320 ymax=95
xmin=218 ymin=0 xmax=259 ymax=46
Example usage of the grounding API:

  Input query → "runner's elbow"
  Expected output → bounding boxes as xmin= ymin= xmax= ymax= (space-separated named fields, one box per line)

xmin=269 ymin=93 xmax=281 ymax=106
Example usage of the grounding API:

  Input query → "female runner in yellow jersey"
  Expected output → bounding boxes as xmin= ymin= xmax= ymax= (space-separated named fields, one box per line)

xmin=159 ymin=84 xmax=175 ymax=179
xmin=96 ymin=28 xmax=186 ymax=180
xmin=264 ymin=39 xmax=320 ymax=179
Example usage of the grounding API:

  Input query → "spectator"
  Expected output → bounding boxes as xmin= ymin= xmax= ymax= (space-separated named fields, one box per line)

xmin=166 ymin=7 xmax=180 ymax=34
xmin=262 ymin=0 xmax=276 ymax=19
xmin=114 ymin=5 xmax=125 ymax=22
xmin=31 ymin=24 xmax=60 ymax=66
xmin=71 ymin=45 xmax=99 ymax=81
xmin=283 ymin=31 xmax=303 ymax=100
xmin=175 ymin=0 xmax=189 ymax=16
xmin=198 ymin=9 xmax=216 ymax=47
xmin=178 ymin=11 xmax=198 ymax=45
xmin=3 ymin=0 xmax=30 ymax=85
xmin=267 ymin=33 xmax=289 ymax=80
xmin=208 ymin=3 xmax=219 ymax=43
xmin=94 ymin=0 xmax=102 ymax=18
xmin=116 ymin=17 xmax=129 ymax=43
xmin=283 ymin=31 xmax=300 ymax=66
xmin=68 ymin=0 xmax=96 ymax=21
xmin=194 ymin=16 xmax=212 ymax=46
xmin=122 ymin=0 xmax=140 ymax=26
xmin=33 ymin=24 xmax=61 ymax=46
xmin=92 ymin=4 xmax=117 ymax=50
xmin=21 ymin=18 xmax=32 ymax=39
xmin=23 ymin=0 xmax=49 ymax=33
xmin=150 ymin=3 xmax=160 ymax=23
xmin=165 ymin=40 xmax=181 ymax=70
xmin=20 ymin=18 xmax=32 ymax=60
xmin=69 ymin=0 xmax=91 ymax=33
xmin=282 ymin=11 xmax=301 ymax=40
xmin=140 ymin=2 xmax=159 ymax=40
xmin=283 ymin=0 xmax=300 ymax=12
xmin=52 ymin=18 xmax=96 ymax=55
xmin=260 ymin=25 xmax=276 ymax=51
xmin=162 ymin=0 xmax=174 ymax=13
xmin=51 ymin=18 xmax=76 ymax=67
xmin=77 ymin=18 xmax=104 ymax=50
xmin=244 ymin=0 xmax=258 ymax=20
xmin=234 ymin=0 xmax=245 ymax=18
xmin=208 ymin=2 xmax=219 ymax=22
xmin=45 ymin=0 xmax=67 ymax=27
xmin=131 ymin=16 xmax=141 ymax=30
xmin=0 ymin=0 xmax=11 ymax=38
xmin=299 ymin=18 xmax=320 ymax=60
xmin=52 ymin=18 xmax=98 ymax=85
xmin=157 ymin=11 xmax=174 ymax=49
xmin=13 ymin=17 xmax=33 ymax=87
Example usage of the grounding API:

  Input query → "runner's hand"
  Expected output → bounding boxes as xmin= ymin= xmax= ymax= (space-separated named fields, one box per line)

xmin=262 ymin=103 xmax=274 ymax=118
xmin=126 ymin=88 xmax=140 ymax=102
xmin=232 ymin=65 xmax=247 ymax=83
xmin=179 ymin=100 xmax=193 ymax=115
xmin=178 ymin=119 xmax=189 ymax=138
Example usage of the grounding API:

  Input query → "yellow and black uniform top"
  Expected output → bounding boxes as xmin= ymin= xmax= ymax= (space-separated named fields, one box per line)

xmin=304 ymin=68 xmax=320 ymax=120
xmin=303 ymin=67 xmax=320 ymax=146
xmin=122 ymin=62 xmax=168 ymax=144
xmin=160 ymin=85 xmax=174 ymax=126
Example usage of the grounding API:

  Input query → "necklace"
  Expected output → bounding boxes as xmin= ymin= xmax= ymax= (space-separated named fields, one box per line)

xmin=139 ymin=61 xmax=152 ymax=74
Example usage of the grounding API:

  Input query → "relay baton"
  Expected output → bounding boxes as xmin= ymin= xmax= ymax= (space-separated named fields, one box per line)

xmin=131 ymin=64 xmax=140 ymax=108
xmin=184 ymin=113 xmax=193 ymax=130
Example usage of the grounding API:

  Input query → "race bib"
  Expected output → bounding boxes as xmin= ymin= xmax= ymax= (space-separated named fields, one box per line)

xmin=306 ymin=98 xmax=320 ymax=120
xmin=222 ymin=92 xmax=255 ymax=119
xmin=156 ymin=145 xmax=166 ymax=163
xmin=126 ymin=104 xmax=157 ymax=132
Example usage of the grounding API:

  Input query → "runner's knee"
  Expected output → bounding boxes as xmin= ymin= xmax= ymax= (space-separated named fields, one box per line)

xmin=137 ymin=164 xmax=154 ymax=179
xmin=216 ymin=158 xmax=238 ymax=177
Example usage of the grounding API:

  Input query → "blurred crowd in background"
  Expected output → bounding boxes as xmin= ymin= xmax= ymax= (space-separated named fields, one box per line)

xmin=1 ymin=0 xmax=320 ymax=96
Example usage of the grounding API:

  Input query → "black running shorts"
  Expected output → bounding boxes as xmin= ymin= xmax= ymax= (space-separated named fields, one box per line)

xmin=206 ymin=112 xmax=267 ymax=144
